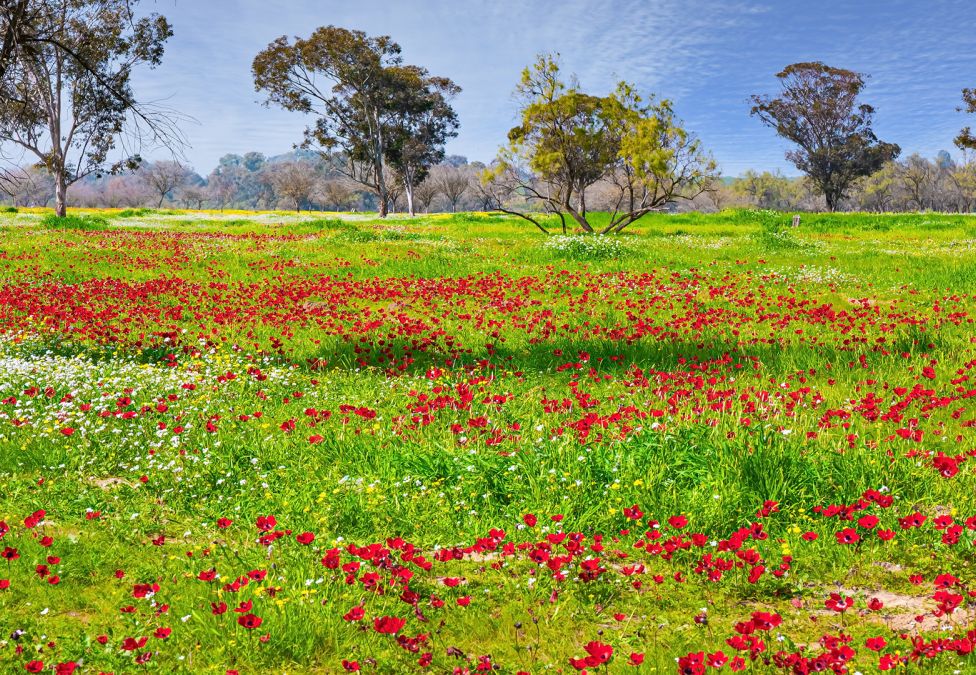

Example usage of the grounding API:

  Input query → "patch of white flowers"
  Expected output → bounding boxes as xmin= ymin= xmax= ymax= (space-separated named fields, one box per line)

xmin=543 ymin=235 xmax=626 ymax=261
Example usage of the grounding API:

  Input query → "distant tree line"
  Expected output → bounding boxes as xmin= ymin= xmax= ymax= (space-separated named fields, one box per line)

xmin=1 ymin=151 xmax=491 ymax=213
xmin=695 ymin=150 xmax=976 ymax=213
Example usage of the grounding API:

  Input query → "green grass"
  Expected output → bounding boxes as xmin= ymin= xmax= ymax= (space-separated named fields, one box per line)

xmin=0 ymin=209 xmax=974 ymax=673
xmin=38 ymin=213 xmax=111 ymax=230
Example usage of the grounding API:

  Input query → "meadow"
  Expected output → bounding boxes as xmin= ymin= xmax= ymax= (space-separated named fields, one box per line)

xmin=1 ymin=207 xmax=976 ymax=673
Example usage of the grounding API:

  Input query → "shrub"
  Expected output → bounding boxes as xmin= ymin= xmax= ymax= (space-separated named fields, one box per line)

xmin=303 ymin=218 xmax=357 ymax=231
xmin=0 ymin=206 xmax=17 ymax=214
xmin=115 ymin=208 xmax=153 ymax=218
xmin=40 ymin=214 xmax=110 ymax=230
xmin=751 ymin=220 xmax=811 ymax=251
xmin=338 ymin=227 xmax=424 ymax=243
xmin=451 ymin=212 xmax=506 ymax=225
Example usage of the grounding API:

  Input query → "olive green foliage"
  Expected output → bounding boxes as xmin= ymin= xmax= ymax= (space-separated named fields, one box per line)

xmin=39 ymin=213 xmax=109 ymax=230
xmin=956 ymin=88 xmax=976 ymax=151
xmin=483 ymin=54 xmax=716 ymax=235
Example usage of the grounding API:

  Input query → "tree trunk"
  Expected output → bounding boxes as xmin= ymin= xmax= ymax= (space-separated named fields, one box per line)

xmin=824 ymin=190 xmax=837 ymax=212
xmin=405 ymin=181 xmax=415 ymax=217
xmin=374 ymin=111 xmax=388 ymax=218
xmin=54 ymin=173 xmax=68 ymax=217
xmin=564 ymin=200 xmax=593 ymax=233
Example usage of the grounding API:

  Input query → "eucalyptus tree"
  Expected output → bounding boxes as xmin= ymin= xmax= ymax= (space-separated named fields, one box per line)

xmin=253 ymin=26 xmax=460 ymax=218
xmin=750 ymin=62 xmax=899 ymax=211
xmin=384 ymin=70 xmax=459 ymax=216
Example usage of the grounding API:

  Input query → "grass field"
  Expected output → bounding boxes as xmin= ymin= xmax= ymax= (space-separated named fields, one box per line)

xmin=1 ymin=207 xmax=976 ymax=673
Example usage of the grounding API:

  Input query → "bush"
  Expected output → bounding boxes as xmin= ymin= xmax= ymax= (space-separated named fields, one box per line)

xmin=451 ymin=212 xmax=507 ymax=225
xmin=543 ymin=234 xmax=626 ymax=261
xmin=0 ymin=206 xmax=18 ymax=214
xmin=751 ymin=220 xmax=811 ymax=251
xmin=40 ymin=214 xmax=110 ymax=230
xmin=338 ymin=227 xmax=425 ymax=243
xmin=115 ymin=208 xmax=153 ymax=218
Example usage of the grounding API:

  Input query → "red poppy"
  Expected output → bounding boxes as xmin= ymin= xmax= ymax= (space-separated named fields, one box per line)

xmin=373 ymin=615 xmax=406 ymax=634
xmin=866 ymin=636 xmax=887 ymax=651
xmin=668 ymin=515 xmax=688 ymax=529
xmin=121 ymin=636 xmax=148 ymax=651
xmin=623 ymin=504 xmax=644 ymax=520
xmin=343 ymin=605 xmax=364 ymax=622
xmin=825 ymin=593 xmax=851 ymax=613
xmin=237 ymin=613 xmax=263 ymax=629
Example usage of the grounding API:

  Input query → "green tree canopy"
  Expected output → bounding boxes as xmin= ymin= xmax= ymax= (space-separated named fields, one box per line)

xmin=750 ymin=62 xmax=900 ymax=212
xmin=483 ymin=54 xmax=715 ymax=235
xmin=955 ymin=88 xmax=976 ymax=152
xmin=252 ymin=26 xmax=459 ymax=218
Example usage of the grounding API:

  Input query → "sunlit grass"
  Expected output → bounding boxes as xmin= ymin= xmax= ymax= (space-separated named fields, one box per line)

xmin=0 ymin=209 xmax=974 ymax=672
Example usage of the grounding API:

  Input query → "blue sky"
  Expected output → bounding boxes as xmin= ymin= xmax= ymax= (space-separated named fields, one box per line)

xmin=133 ymin=0 xmax=976 ymax=176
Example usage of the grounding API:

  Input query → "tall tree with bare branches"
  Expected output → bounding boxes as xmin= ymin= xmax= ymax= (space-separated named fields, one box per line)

xmin=141 ymin=160 xmax=190 ymax=208
xmin=0 ymin=0 xmax=184 ymax=216
xmin=432 ymin=163 xmax=470 ymax=212
xmin=270 ymin=161 xmax=319 ymax=212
